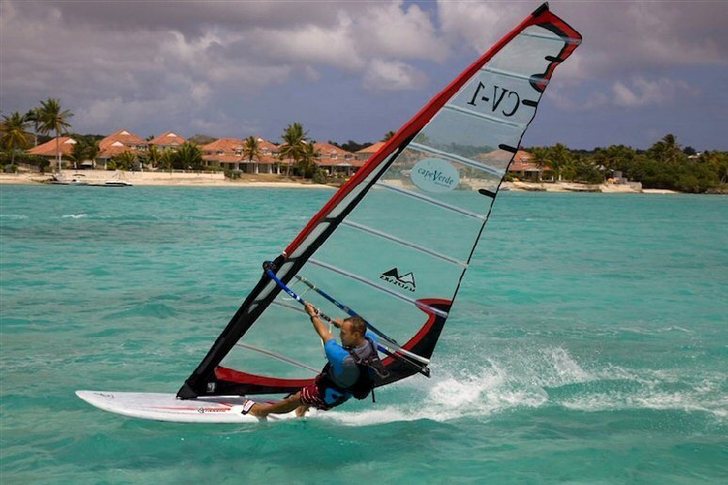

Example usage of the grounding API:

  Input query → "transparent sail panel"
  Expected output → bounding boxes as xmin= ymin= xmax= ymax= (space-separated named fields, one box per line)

xmin=212 ymin=9 xmax=581 ymax=388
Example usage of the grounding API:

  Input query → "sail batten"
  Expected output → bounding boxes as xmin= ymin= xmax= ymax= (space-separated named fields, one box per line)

xmin=375 ymin=182 xmax=488 ymax=220
xmin=481 ymin=66 xmax=549 ymax=85
xmin=408 ymin=142 xmax=504 ymax=177
xmin=176 ymin=2 xmax=581 ymax=399
xmin=520 ymin=31 xmax=582 ymax=44
xmin=308 ymin=258 xmax=450 ymax=319
xmin=341 ymin=220 xmax=468 ymax=268
xmin=443 ymin=103 xmax=524 ymax=128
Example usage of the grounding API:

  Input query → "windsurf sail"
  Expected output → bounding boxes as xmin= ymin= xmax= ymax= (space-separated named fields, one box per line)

xmin=177 ymin=3 xmax=581 ymax=399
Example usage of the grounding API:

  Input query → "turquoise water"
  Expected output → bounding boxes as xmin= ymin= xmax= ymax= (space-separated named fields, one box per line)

xmin=1 ymin=185 xmax=726 ymax=483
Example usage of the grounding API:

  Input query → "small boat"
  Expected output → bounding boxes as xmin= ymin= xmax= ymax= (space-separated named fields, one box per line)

xmin=90 ymin=171 xmax=133 ymax=187
xmin=49 ymin=173 xmax=89 ymax=185
xmin=100 ymin=179 xmax=133 ymax=187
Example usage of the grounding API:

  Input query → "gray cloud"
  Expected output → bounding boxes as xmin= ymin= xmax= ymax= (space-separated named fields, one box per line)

xmin=1 ymin=0 xmax=726 ymax=148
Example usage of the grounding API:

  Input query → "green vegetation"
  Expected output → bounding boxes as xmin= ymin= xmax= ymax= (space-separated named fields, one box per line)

xmin=169 ymin=142 xmax=204 ymax=171
xmin=35 ymin=98 xmax=74 ymax=172
xmin=278 ymin=122 xmax=307 ymax=177
xmin=0 ymin=112 xmax=32 ymax=165
xmin=69 ymin=134 xmax=101 ymax=167
xmin=528 ymin=134 xmax=728 ymax=193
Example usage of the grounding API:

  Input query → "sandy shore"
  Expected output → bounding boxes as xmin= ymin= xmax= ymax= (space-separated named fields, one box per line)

xmin=1 ymin=171 xmax=682 ymax=194
xmin=0 ymin=170 xmax=332 ymax=189
xmin=501 ymin=181 xmax=678 ymax=194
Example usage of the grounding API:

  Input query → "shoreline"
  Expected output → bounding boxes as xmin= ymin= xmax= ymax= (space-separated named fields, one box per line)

xmin=0 ymin=170 xmax=332 ymax=189
xmin=0 ymin=171 xmax=684 ymax=194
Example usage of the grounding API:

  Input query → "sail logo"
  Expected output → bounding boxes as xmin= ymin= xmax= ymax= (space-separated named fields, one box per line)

xmin=410 ymin=158 xmax=460 ymax=193
xmin=380 ymin=268 xmax=416 ymax=292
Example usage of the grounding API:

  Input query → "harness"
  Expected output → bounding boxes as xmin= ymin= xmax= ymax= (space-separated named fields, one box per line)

xmin=319 ymin=337 xmax=390 ymax=402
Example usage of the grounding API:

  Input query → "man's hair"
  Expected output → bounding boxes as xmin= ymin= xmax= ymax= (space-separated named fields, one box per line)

xmin=345 ymin=315 xmax=367 ymax=337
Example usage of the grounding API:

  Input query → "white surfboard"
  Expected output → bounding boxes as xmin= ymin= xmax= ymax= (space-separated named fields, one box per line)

xmin=75 ymin=390 xmax=301 ymax=423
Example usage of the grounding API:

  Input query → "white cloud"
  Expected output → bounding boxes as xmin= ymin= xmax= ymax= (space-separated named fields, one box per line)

xmin=363 ymin=59 xmax=427 ymax=91
xmin=612 ymin=77 xmax=694 ymax=108
xmin=355 ymin=2 xmax=447 ymax=61
xmin=437 ymin=0 xmax=521 ymax=53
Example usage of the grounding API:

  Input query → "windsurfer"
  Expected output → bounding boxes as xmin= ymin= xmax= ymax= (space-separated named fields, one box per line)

xmin=243 ymin=303 xmax=381 ymax=418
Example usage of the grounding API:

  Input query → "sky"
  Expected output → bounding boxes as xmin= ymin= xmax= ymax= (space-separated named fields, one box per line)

xmin=1 ymin=0 xmax=727 ymax=151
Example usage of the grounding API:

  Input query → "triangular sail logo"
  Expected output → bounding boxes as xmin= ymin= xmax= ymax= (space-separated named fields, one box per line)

xmin=380 ymin=267 xmax=416 ymax=292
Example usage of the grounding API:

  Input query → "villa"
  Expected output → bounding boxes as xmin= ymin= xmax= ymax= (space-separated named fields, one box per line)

xmin=27 ymin=136 xmax=77 ymax=163
xmin=148 ymin=131 xmax=186 ymax=149
xmin=313 ymin=142 xmax=362 ymax=177
xmin=201 ymin=137 xmax=280 ymax=174
xmin=96 ymin=129 xmax=147 ymax=168
xmin=508 ymin=150 xmax=553 ymax=182
xmin=355 ymin=141 xmax=386 ymax=161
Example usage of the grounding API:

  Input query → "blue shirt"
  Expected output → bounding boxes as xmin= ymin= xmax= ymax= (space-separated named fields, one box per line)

xmin=323 ymin=331 xmax=378 ymax=390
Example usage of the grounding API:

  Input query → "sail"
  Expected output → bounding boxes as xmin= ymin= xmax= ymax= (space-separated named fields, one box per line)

xmin=178 ymin=3 xmax=581 ymax=399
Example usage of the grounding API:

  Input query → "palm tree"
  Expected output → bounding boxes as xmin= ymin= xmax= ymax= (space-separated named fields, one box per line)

xmin=530 ymin=147 xmax=551 ymax=182
xmin=278 ymin=122 xmax=306 ymax=176
xmin=382 ymin=131 xmax=396 ymax=142
xmin=36 ymin=98 xmax=73 ymax=172
xmin=298 ymin=141 xmax=320 ymax=179
xmin=171 ymin=142 xmax=203 ymax=171
xmin=1 ymin=112 xmax=32 ymax=165
xmin=24 ymin=108 xmax=41 ymax=146
xmin=243 ymin=136 xmax=262 ymax=174
xmin=71 ymin=138 xmax=99 ymax=168
xmin=145 ymin=144 xmax=164 ymax=170
xmin=111 ymin=151 xmax=137 ymax=171
xmin=647 ymin=133 xmax=684 ymax=164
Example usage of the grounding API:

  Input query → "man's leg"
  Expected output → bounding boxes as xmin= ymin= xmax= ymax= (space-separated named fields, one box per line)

xmin=249 ymin=391 xmax=303 ymax=418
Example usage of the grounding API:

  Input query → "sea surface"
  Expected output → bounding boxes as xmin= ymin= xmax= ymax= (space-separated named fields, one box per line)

xmin=1 ymin=185 xmax=726 ymax=484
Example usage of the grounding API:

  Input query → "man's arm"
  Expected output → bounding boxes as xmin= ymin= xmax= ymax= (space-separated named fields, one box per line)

xmin=305 ymin=303 xmax=334 ymax=343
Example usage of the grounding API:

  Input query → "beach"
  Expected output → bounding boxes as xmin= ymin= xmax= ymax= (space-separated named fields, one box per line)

xmin=0 ymin=170 xmax=681 ymax=193
xmin=0 ymin=170 xmax=332 ymax=189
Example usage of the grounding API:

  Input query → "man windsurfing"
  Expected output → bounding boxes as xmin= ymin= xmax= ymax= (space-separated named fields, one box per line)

xmin=242 ymin=303 xmax=387 ymax=418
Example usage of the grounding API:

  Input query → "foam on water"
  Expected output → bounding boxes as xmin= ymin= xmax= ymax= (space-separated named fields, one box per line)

xmin=323 ymin=345 xmax=727 ymax=426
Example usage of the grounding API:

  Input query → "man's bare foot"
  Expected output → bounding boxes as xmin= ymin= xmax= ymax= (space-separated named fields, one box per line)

xmin=295 ymin=405 xmax=309 ymax=418
xmin=249 ymin=404 xmax=268 ymax=418
xmin=242 ymin=400 xmax=267 ymax=419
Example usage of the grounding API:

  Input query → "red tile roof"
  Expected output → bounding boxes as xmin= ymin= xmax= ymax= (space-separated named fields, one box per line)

xmin=509 ymin=150 xmax=551 ymax=172
xmin=253 ymin=137 xmax=278 ymax=154
xmin=98 ymin=143 xmax=138 ymax=159
xmin=99 ymin=129 xmax=146 ymax=151
xmin=201 ymin=138 xmax=244 ymax=154
xmin=313 ymin=142 xmax=352 ymax=158
xmin=27 ymin=137 xmax=76 ymax=157
xmin=149 ymin=131 xmax=186 ymax=147
xmin=202 ymin=137 xmax=280 ymax=165
xmin=356 ymin=141 xmax=386 ymax=155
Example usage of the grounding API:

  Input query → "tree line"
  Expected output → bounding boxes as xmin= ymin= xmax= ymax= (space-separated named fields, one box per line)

xmin=526 ymin=134 xmax=728 ymax=193
xmin=2 ymin=99 xmax=726 ymax=192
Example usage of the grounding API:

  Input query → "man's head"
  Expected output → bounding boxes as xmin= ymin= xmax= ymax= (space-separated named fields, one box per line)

xmin=339 ymin=315 xmax=367 ymax=348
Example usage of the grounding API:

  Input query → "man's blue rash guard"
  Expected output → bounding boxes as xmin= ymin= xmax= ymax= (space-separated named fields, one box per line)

xmin=320 ymin=331 xmax=377 ymax=405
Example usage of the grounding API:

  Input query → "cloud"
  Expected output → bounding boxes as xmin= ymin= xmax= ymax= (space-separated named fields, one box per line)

xmin=550 ymin=0 xmax=728 ymax=78
xmin=1 ymin=1 xmax=725 ymax=149
xmin=548 ymin=76 xmax=696 ymax=113
xmin=612 ymin=77 xmax=695 ymax=108
xmin=355 ymin=2 xmax=447 ymax=61
xmin=363 ymin=60 xmax=427 ymax=91
xmin=437 ymin=1 xmax=521 ymax=53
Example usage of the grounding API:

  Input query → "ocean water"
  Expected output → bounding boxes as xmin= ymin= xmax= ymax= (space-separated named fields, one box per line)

xmin=1 ymin=185 xmax=726 ymax=484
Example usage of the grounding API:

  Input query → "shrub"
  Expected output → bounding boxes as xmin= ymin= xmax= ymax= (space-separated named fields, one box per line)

xmin=312 ymin=169 xmax=329 ymax=184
